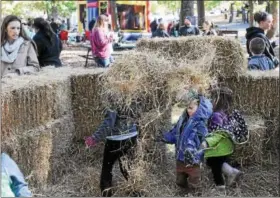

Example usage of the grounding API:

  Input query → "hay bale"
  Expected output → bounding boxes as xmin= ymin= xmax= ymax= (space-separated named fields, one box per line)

xmin=233 ymin=116 xmax=267 ymax=166
xmin=71 ymin=73 xmax=105 ymax=141
xmin=49 ymin=115 xmax=75 ymax=183
xmin=137 ymin=37 xmax=246 ymax=78
xmin=1 ymin=128 xmax=53 ymax=187
xmin=1 ymin=85 xmax=55 ymax=138
xmin=223 ymin=70 xmax=279 ymax=118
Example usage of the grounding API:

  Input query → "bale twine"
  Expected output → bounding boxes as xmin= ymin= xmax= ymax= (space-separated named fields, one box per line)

xmin=136 ymin=36 xmax=247 ymax=78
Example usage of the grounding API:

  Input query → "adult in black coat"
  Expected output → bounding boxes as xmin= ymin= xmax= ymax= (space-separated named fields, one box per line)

xmin=33 ymin=17 xmax=62 ymax=67
xmin=50 ymin=18 xmax=59 ymax=34
xmin=245 ymin=11 xmax=279 ymax=67
xmin=152 ymin=22 xmax=170 ymax=38
xmin=179 ymin=16 xmax=200 ymax=36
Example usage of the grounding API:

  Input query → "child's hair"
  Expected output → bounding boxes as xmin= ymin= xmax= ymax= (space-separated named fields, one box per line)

xmin=210 ymin=86 xmax=233 ymax=113
xmin=254 ymin=11 xmax=271 ymax=24
xmin=204 ymin=20 xmax=214 ymax=29
xmin=249 ymin=37 xmax=266 ymax=55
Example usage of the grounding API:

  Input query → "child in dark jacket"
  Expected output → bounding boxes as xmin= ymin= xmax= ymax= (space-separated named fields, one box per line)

xmin=162 ymin=93 xmax=213 ymax=191
xmin=248 ymin=37 xmax=276 ymax=70
xmin=201 ymin=87 xmax=249 ymax=192
xmin=85 ymin=108 xmax=138 ymax=197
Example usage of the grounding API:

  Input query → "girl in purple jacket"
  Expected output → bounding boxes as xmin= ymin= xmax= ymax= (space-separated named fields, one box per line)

xmin=202 ymin=87 xmax=248 ymax=192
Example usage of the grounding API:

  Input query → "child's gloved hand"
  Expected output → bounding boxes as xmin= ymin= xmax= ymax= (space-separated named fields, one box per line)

xmin=84 ymin=136 xmax=97 ymax=148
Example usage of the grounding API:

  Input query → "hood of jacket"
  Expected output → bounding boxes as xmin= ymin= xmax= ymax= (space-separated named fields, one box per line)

xmin=245 ymin=27 xmax=264 ymax=40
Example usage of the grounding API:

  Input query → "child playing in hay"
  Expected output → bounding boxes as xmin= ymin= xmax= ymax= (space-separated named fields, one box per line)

xmin=84 ymin=108 xmax=138 ymax=197
xmin=1 ymin=153 xmax=32 ymax=197
xmin=201 ymin=87 xmax=249 ymax=192
xmin=248 ymin=37 xmax=277 ymax=70
xmin=161 ymin=90 xmax=213 ymax=193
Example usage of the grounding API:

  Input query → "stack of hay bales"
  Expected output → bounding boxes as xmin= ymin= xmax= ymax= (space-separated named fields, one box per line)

xmin=137 ymin=37 xmax=279 ymax=168
xmin=1 ymin=67 xmax=105 ymax=187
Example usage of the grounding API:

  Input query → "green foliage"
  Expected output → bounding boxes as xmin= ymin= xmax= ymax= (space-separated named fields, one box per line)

xmin=157 ymin=0 xmax=180 ymax=14
xmin=204 ymin=0 xmax=223 ymax=11
xmin=2 ymin=1 xmax=76 ymax=19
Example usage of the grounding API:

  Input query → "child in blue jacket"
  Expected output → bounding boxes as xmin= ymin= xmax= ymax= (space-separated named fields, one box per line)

xmin=162 ymin=94 xmax=213 ymax=191
xmin=1 ymin=153 xmax=32 ymax=197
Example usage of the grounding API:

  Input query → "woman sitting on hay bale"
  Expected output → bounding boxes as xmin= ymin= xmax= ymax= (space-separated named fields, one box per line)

xmin=161 ymin=90 xmax=213 ymax=193
xmin=32 ymin=17 xmax=63 ymax=67
xmin=246 ymin=11 xmax=279 ymax=68
xmin=1 ymin=153 xmax=32 ymax=197
xmin=201 ymin=87 xmax=249 ymax=192
xmin=1 ymin=15 xmax=40 ymax=78
xmin=85 ymin=108 xmax=138 ymax=197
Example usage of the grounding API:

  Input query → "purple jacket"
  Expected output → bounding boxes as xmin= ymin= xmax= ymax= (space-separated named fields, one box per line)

xmin=208 ymin=110 xmax=249 ymax=144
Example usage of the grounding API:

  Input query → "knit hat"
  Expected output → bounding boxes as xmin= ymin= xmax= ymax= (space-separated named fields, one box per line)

xmin=185 ymin=16 xmax=192 ymax=22
xmin=177 ymin=88 xmax=199 ymax=105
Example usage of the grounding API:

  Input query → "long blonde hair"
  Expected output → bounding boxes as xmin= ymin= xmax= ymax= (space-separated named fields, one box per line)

xmin=93 ymin=14 xmax=108 ymax=29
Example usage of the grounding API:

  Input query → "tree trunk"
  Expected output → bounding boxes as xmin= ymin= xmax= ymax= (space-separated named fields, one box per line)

xmin=180 ymin=0 xmax=194 ymax=26
xmin=197 ymin=0 xmax=205 ymax=27
xmin=249 ymin=0 xmax=254 ymax=27
xmin=266 ymin=0 xmax=279 ymax=39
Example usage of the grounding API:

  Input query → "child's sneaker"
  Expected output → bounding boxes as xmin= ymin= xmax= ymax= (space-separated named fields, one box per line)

xmin=226 ymin=168 xmax=243 ymax=186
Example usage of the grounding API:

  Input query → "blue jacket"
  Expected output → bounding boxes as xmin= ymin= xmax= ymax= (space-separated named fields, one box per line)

xmin=163 ymin=96 xmax=213 ymax=165
xmin=92 ymin=109 xmax=138 ymax=142
xmin=1 ymin=153 xmax=32 ymax=197
xmin=248 ymin=55 xmax=275 ymax=70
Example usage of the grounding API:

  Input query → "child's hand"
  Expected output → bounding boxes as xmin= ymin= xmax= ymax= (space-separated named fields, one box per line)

xmin=200 ymin=141 xmax=208 ymax=149
xmin=84 ymin=136 xmax=97 ymax=148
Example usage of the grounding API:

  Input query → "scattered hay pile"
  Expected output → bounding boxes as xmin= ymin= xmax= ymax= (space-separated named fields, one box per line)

xmin=137 ymin=36 xmax=247 ymax=78
xmin=96 ymin=51 xmax=214 ymax=193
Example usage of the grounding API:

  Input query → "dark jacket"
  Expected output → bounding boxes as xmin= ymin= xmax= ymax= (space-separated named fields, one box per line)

xmin=92 ymin=109 xmax=138 ymax=142
xmin=179 ymin=25 xmax=200 ymax=36
xmin=152 ymin=29 xmax=170 ymax=38
xmin=150 ymin=20 xmax=158 ymax=33
xmin=33 ymin=30 xmax=62 ymax=67
xmin=246 ymin=27 xmax=278 ymax=65
xmin=248 ymin=55 xmax=275 ymax=70
xmin=163 ymin=96 xmax=213 ymax=165
xmin=50 ymin=22 xmax=59 ymax=34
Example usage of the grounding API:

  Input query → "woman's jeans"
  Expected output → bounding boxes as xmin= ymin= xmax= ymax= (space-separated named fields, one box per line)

xmin=96 ymin=56 xmax=114 ymax=67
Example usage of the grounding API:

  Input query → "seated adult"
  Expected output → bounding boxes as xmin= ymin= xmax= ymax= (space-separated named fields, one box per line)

xmin=248 ymin=37 xmax=276 ymax=70
xmin=90 ymin=15 xmax=114 ymax=67
xmin=152 ymin=22 xmax=170 ymax=38
xmin=246 ymin=11 xmax=279 ymax=67
xmin=33 ymin=17 xmax=62 ymax=67
xmin=202 ymin=21 xmax=217 ymax=36
xmin=179 ymin=16 xmax=200 ymax=36
xmin=1 ymin=15 xmax=40 ymax=78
